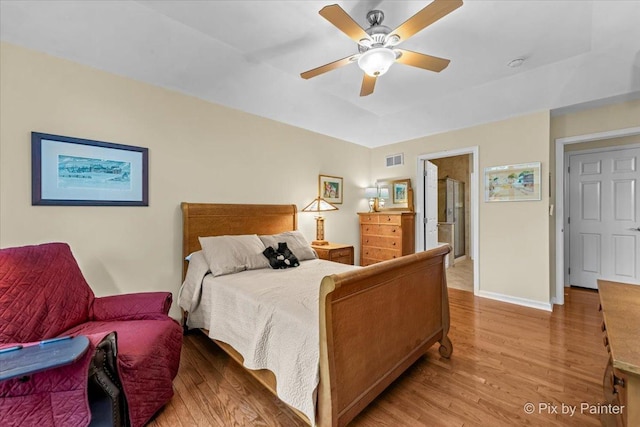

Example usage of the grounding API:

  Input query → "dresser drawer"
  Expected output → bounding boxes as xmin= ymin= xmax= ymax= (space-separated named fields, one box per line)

xmin=359 ymin=214 xmax=379 ymax=224
xmin=362 ymin=235 xmax=401 ymax=250
xmin=331 ymin=255 xmax=352 ymax=265
xmin=361 ymin=224 xmax=401 ymax=237
xmin=358 ymin=213 xmax=402 ymax=225
xmin=329 ymin=248 xmax=353 ymax=260
xmin=361 ymin=246 xmax=402 ymax=261
xmin=378 ymin=214 xmax=402 ymax=225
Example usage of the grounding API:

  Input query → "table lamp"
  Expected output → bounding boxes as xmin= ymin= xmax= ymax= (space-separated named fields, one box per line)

xmin=364 ymin=187 xmax=378 ymax=212
xmin=378 ymin=187 xmax=390 ymax=209
xmin=302 ymin=196 xmax=338 ymax=245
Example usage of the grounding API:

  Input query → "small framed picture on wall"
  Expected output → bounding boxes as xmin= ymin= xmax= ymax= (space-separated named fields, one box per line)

xmin=319 ymin=175 xmax=343 ymax=204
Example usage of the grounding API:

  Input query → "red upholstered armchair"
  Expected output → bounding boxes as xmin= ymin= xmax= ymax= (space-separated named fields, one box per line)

xmin=0 ymin=243 xmax=183 ymax=427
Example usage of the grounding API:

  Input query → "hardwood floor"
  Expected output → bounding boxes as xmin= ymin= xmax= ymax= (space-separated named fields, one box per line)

xmin=148 ymin=288 xmax=608 ymax=426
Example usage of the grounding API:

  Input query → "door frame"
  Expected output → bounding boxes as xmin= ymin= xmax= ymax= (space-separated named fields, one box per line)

xmin=554 ymin=126 xmax=640 ymax=305
xmin=416 ymin=146 xmax=479 ymax=294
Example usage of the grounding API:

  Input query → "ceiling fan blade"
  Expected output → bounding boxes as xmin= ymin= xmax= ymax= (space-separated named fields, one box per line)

xmin=360 ymin=74 xmax=377 ymax=96
xmin=319 ymin=4 xmax=370 ymax=43
xmin=390 ymin=0 xmax=463 ymax=43
xmin=395 ymin=49 xmax=450 ymax=72
xmin=300 ymin=55 xmax=359 ymax=79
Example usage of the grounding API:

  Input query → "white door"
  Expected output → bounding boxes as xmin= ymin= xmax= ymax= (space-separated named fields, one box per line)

xmin=569 ymin=146 xmax=640 ymax=288
xmin=424 ymin=160 xmax=439 ymax=250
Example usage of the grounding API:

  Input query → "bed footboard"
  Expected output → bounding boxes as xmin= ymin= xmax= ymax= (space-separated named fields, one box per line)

xmin=317 ymin=245 xmax=452 ymax=427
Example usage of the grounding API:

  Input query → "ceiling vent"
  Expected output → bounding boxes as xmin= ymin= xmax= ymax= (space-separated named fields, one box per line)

xmin=385 ymin=153 xmax=404 ymax=167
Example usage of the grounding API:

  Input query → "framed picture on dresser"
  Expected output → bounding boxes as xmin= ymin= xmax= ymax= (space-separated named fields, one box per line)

xmin=392 ymin=179 xmax=410 ymax=204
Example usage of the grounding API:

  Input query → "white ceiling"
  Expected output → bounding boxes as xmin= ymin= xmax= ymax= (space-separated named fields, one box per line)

xmin=1 ymin=1 xmax=639 ymax=147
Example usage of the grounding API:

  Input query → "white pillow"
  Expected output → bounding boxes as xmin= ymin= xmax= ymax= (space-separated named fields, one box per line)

xmin=259 ymin=230 xmax=317 ymax=261
xmin=199 ymin=235 xmax=269 ymax=277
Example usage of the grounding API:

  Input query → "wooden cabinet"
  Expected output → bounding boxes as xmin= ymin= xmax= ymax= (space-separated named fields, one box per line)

xmin=598 ymin=280 xmax=640 ymax=427
xmin=358 ymin=212 xmax=415 ymax=266
xmin=311 ymin=243 xmax=354 ymax=265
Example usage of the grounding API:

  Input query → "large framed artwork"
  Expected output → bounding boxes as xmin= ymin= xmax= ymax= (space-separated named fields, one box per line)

xmin=484 ymin=162 xmax=541 ymax=202
xmin=319 ymin=174 xmax=343 ymax=204
xmin=32 ymin=132 xmax=149 ymax=206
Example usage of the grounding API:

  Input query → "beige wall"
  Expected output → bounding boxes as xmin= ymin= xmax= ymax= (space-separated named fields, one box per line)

xmin=0 ymin=43 xmax=371 ymax=318
xmin=549 ymin=99 xmax=640 ymax=300
xmin=551 ymin=100 xmax=640 ymax=140
xmin=371 ymin=112 xmax=552 ymax=305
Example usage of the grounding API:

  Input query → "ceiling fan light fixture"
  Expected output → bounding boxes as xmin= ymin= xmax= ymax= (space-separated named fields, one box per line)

xmin=357 ymin=48 xmax=396 ymax=77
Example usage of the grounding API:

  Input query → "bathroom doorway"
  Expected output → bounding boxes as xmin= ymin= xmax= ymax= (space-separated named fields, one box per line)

xmin=417 ymin=147 xmax=478 ymax=294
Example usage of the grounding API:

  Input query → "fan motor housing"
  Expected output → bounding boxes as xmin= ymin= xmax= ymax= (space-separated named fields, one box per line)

xmin=358 ymin=24 xmax=392 ymax=53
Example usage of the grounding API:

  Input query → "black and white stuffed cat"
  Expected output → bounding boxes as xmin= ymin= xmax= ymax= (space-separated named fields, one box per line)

xmin=262 ymin=243 xmax=300 ymax=269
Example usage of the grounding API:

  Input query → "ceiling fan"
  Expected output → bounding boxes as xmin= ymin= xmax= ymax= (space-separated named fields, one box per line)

xmin=300 ymin=0 xmax=463 ymax=96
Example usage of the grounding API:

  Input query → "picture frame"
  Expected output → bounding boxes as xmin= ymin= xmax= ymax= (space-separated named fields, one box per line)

xmin=319 ymin=174 xmax=343 ymax=204
xmin=32 ymin=132 xmax=149 ymax=206
xmin=484 ymin=161 xmax=541 ymax=202
xmin=392 ymin=179 xmax=410 ymax=204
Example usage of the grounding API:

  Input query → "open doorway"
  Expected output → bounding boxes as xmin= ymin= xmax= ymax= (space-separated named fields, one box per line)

xmin=554 ymin=127 xmax=640 ymax=305
xmin=431 ymin=155 xmax=472 ymax=291
xmin=416 ymin=147 xmax=479 ymax=294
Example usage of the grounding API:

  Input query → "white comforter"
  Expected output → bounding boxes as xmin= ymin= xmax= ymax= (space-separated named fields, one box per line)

xmin=179 ymin=252 xmax=358 ymax=425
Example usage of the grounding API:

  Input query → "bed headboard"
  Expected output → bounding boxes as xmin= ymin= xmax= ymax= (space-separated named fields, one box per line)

xmin=181 ymin=202 xmax=298 ymax=279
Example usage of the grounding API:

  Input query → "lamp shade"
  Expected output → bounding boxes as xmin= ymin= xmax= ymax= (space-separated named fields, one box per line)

xmin=357 ymin=48 xmax=396 ymax=77
xmin=364 ymin=187 xmax=378 ymax=198
xmin=302 ymin=197 xmax=339 ymax=213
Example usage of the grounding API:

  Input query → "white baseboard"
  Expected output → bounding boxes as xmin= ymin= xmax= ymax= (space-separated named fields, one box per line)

xmin=476 ymin=290 xmax=553 ymax=312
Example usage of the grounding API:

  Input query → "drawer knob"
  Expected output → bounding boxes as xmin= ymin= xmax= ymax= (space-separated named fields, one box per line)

xmin=392 ymin=242 xmax=396 ymax=246
xmin=392 ymin=228 xmax=397 ymax=233
xmin=387 ymin=217 xmax=391 ymax=221
xmin=601 ymin=321 xmax=606 ymax=332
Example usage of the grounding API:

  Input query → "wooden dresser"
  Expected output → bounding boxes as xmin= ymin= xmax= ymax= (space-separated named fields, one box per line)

xmin=598 ymin=280 xmax=640 ymax=427
xmin=358 ymin=212 xmax=415 ymax=266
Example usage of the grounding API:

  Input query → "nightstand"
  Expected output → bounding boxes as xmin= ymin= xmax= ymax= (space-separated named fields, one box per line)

xmin=311 ymin=243 xmax=354 ymax=265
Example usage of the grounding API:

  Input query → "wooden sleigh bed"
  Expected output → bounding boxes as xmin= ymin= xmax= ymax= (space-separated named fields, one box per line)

xmin=181 ymin=202 xmax=452 ymax=427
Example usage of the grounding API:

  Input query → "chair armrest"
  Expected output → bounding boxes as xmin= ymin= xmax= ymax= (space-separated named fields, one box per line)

xmin=91 ymin=292 xmax=172 ymax=321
